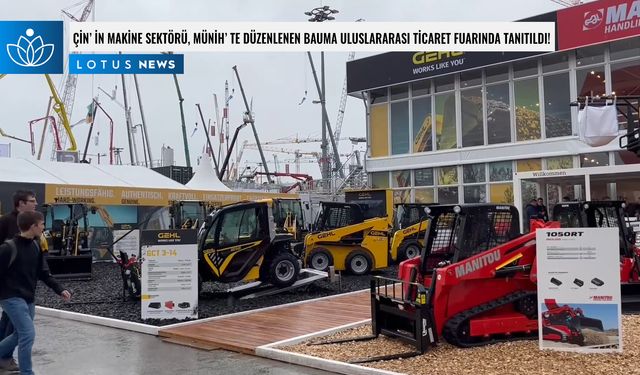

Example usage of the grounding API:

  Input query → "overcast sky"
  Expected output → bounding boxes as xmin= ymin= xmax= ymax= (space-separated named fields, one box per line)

xmin=1 ymin=0 xmax=565 ymax=181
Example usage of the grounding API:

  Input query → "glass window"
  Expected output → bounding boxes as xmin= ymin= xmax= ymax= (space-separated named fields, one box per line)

xmin=438 ymin=187 xmax=459 ymax=204
xmin=546 ymin=156 xmax=573 ymax=170
xmin=610 ymin=37 xmax=640 ymax=61
xmin=434 ymin=75 xmax=454 ymax=92
xmin=411 ymin=80 xmax=431 ymax=97
xmin=435 ymin=93 xmax=457 ymax=150
xmin=393 ymin=189 xmax=411 ymax=204
xmin=460 ymin=70 xmax=482 ymax=88
xmin=369 ymin=88 xmax=388 ymax=104
xmin=438 ymin=166 xmax=458 ymax=185
xmin=219 ymin=208 xmax=258 ymax=247
xmin=369 ymin=105 xmax=389 ymax=157
xmin=412 ymin=96 xmax=432 ymax=152
xmin=489 ymin=183 xmax=514 ymax=204
xmin=489 ymin=161 xmax=513 ymax=182
xmin=463 ymin=163 xmax=485 ymax=183
xmin=486 ymin=83 xmax=511 ymax=144
xmin=414 ymin=168 xmax=434 ymax=186
xmin=370 ymin=172 xmax=389 ymax=188
xmin=513 ymin=59 xmax=538 ymax=78
xmin=614 ymin=150 xmax=640 ymax=165
xmin=390 ymin=84 xmax=409 ymax=101
xmin=576 ymin=66 xmax=606 ymax=97
xmin=485 ymin=64 xmax=509 ymax=83
xmin=612 ymin=59 xmax=640 ymax=96
xmin=515 ymin=78 xmax=541 ymax=141
xmin=580 ymin=152 xmax=609 ymax=167
xmin=542 ymin=52 xmax=569 ymax=73
xmin=516 ymin=159 xmax=542 ymax=172
xmin=414 ymin=188 xmax=435 ymax=203
xmin=464 ymin=185 xmax=487 ymax=203
xmin=390 ymin=101 xmax=409 ymax=154
xmin=544 ymin=73 xmax=572 ymax=138
xmin=391 ymin=170 xmax=411 ymax=188
xmin=461 ymin=87 xmax=484 ymax=147
xmin=576 ymin=45 xmax=604 ymax=66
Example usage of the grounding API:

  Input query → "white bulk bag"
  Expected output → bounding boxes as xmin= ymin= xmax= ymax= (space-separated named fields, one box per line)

xmin=578 ymin=102 xmax=618 ymax=147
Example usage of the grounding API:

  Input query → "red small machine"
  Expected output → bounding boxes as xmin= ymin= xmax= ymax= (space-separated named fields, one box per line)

xmin=541 ymin=299 xmax=603 ymax=346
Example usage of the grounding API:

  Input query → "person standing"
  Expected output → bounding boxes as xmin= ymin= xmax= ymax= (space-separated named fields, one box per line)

xmin=0 ymin=211 xmax=71 ymax=375
xmin=537 ymin=197 xmax=549 ymax=222
xmin=0 ymin=191 xmax=38 ymax=372
xmin=525 ymin=199 xmax=539 ymax=231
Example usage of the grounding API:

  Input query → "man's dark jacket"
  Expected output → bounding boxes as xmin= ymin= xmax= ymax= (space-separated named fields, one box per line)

xmin=0 ymin=210 xmax=19 ymax=243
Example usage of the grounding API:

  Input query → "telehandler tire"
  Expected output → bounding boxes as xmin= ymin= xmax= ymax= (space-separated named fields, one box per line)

xmin=269 ymin=252 xmax=300 ymax=287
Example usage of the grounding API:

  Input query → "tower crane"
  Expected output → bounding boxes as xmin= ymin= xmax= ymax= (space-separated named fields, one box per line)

xmin=333 ymin=51 xmax=356 ymax=145
xmin=52 ymin=0 xmax=94 ymax=160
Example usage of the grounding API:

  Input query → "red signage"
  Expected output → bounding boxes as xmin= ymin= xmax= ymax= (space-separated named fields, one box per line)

xmin=558 ymin=0 xmax=640 ymax=50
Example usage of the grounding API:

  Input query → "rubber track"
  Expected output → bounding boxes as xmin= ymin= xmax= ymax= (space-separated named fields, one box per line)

xmin=442 ymin=290 xmax=537 ymax=347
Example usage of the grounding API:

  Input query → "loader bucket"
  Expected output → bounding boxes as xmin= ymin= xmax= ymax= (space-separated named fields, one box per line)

xmin=578 ymin=316 xmax=604 ymax=332
xmin=47 ymin=255 xmax=93 ymax=280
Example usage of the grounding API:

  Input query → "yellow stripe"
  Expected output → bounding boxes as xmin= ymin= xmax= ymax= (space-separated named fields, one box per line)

xmin=494 ymin=253 xmax=523 ymax=270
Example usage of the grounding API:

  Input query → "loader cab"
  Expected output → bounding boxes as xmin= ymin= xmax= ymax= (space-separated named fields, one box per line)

xmin=419 ymin=204 xmax=520 ymax=273
xmin=271 ymin=198 xmax=307 ymax=241
xmin=393 ymin=203 xmax=432 ymax=231
xmin=313 ymin=202 xmax=365 ymax=232
xmin=169 ymin=200 xmax=212 ymax=230
xmin=198 ymin=201 xmax=301 ymax=287
xmin=344 ymin=189 xmax=393 ymax=225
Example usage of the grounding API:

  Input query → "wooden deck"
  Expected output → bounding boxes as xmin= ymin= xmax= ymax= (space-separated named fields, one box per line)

xmin=158 ymin=291 xmax=371 ymax=354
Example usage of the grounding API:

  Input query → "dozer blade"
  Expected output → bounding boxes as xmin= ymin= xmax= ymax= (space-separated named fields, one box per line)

xmin=579 ymin=316 xmax=604 ymax=332
xmin=47 ymin=255 xmax=93 ymax=280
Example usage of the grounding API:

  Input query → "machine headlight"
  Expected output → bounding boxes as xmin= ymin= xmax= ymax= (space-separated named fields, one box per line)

xmin=583 ymin=203 xmax=589 ymax=210
xmin=453 ymin=205 xmax=461 ymax=214
xmin=424 ymin=207 xmax=431 ymax=215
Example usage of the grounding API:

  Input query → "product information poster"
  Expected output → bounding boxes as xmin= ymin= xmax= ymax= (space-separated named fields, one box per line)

xmin=140 ymin=229 xmax=198 ymax=320
xmin=113 ymin=228 xmax=140 ymax=261
xmin=536 ymin=227 xmax=622 ymax=353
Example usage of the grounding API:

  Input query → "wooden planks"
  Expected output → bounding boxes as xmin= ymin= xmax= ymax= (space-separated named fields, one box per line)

xmin=159 ymin=291 xmax=371 ymax=354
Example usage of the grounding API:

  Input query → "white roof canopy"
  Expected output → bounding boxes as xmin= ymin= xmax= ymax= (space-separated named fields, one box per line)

xmin=186 ymin=154 xmax=231 ymax=191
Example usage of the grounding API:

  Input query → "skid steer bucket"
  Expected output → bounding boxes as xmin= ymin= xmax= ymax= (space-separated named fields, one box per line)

xmin=578 ymin=316 xmax=604 ymax=332
xmin=47 ymin=255 xmax=93 ymax=280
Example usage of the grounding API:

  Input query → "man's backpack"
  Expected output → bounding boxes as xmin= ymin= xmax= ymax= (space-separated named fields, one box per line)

xmin=4 ymin=239 xmax=18 ymax=269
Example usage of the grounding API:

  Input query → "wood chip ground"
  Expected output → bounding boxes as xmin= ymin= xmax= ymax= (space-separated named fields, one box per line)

xmin=284 ymin=315 xmax=640 ymax=375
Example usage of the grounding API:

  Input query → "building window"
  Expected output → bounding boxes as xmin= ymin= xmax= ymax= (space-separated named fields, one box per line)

xmin=514 ymin=78 xmax=541 ymax=141
xmin=486 ymin=83 xmax=511 ymax=144
xmin=414 ymin=168 xmax=434 ymax=186
xmin=390 ymin=101 xmax=409 ymax=154
xmin=369 ymin=105 xmax=389 ymax=157
xmin=516 ymin=159 xmax=542 ymax=172
xmin=576 ymin=44 xmax=604 ymax=66
xmin=412 ymin=96 xmax=432 ymax=152
xmin=490 ymin=183 xmax=514 ymax=204
xmin=580 ymin=152 xmax=609 ymax=167
xmin=614 ymin=151 xmax=640 ymax=165
xmin=435 ymin=93 xmax=457 ymax=150
xmin=464 ymin=185 xmax=486 ymax=203
xmin=576 ymin=66 xmax=606 ymax=97
xmin=390 ymin=84 xmax=409 ymax=101
xmin=391 ymin=170 xmax=411 ymax=188
xmin=370 ymin=172 xmax=389 ymax=188
xmin=438 ymin=187 xmax=459 ymax=204
xmin=369 ymin=88 xmax=388 ymax=104
xmin=489 ymin=161 xmax=513 ymax=182
xmin=393 ymin=190 xmax=411 ymax=204
xmin=610 ymin=37 xmax=640 ymax=61
xmin=411 ymin=80 xmax=431 ymax=97
xmin=546 ymin=156 xmax=573 ymax=170
xmin=460 ymin=70 xmax=482 ymax=88
xmin=513 ymin=59 xmax=538 ymax=78
xmin=543 ymin=73 xmax=572 ymax=138
xmin=463 ymin=163 xmax=485 ymax=183
xmin=611 ymin=59 xmax=640 ymax=96
xmin=542 ymin=52 xmax=569 ymax=73
xmin=434 ymin=75 xmax=454 ymax=93
xmin=485 ymin=64 xmax=509 ymax=83
xmin=414 ymin=188 xmax=435 ymax=203
xmin=438 ymin=166 xmax=458 ymax=185
xmin=461 ymin=88 xmax=484 ymax=147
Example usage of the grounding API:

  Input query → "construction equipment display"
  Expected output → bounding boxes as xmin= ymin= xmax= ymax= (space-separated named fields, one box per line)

xmin=318 ymin=203 xmax=608 ymax=361
xmin=198 ymin=200 xmax=304 ymax=287
xmin=304 ymin=201 xmax=389 ymax=274
xmin=389 ymin=203 xmax=434 ymax=262
xmin=542 ymin=299 xmax=604 ymax=346
xmin=43 ymin=203 xmax=93 ymax=280
xmin=169 ymin=200 xmax=213 ymax=229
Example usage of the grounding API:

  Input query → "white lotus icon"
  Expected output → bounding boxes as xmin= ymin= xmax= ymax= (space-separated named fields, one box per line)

xmin=6 ymin=28 xmax=55 ymax=67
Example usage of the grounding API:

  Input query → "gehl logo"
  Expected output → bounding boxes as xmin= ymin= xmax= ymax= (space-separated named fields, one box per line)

xmin=546 ymin=231 xmax=584 ymax=237
xmin=158 ymin=232 xmax=181 ymax=240
xmin=317 ymin=231 xmax=335 ymax=239
xmin=412 ymin=51 xmax=464 ymax=65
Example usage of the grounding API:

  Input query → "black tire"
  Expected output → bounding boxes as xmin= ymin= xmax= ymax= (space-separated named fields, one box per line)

xmin=268 ymin=252 xmax=300 ymax=287
xmin=398 ymin=241 xmax=421 ymax=262
xmin=345 ymin=250 xmax=373 ymax=275
xmin=308 ymin=248 xmax=333 ymax=272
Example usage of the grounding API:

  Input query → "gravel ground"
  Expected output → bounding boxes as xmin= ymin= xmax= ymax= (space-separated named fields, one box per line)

xmin=35 ymin=262 xmax=398 ymax=326
xmin=285 ymin=315 xmax=640 ymax=375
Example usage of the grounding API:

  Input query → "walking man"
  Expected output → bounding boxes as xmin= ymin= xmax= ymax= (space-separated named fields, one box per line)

xmin=0 ymin=211 xmax=71 ymax=375
xmin=0 ymin=191 xmax=38 ymax=372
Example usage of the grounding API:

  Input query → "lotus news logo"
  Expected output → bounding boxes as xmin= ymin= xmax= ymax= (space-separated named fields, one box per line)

xmin=0 ymin=21 xmax=62 ymax=74
xmin=6 ymin=28 xmax=55 ymax=67
xmin=583 ymin=9 xmax=604 ymax=30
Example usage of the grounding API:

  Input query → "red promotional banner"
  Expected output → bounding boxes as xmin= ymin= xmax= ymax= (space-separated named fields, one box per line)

xmin=558 ymin=0 xmax=640 ymax=50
